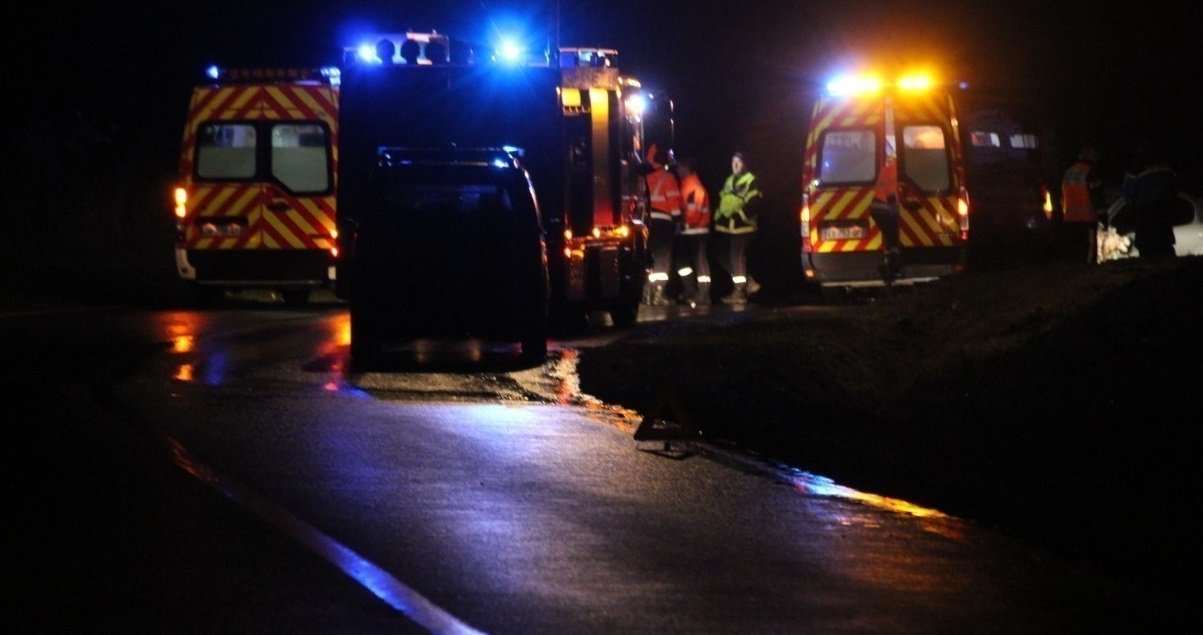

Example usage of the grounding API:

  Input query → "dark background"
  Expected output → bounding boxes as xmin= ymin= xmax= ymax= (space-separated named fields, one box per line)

xmin=8 ymin=1 xmax=1199 ymax=298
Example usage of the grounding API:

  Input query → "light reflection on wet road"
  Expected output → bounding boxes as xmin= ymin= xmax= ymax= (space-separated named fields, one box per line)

xmin=109 ymin=303 xmax=1185 ymax=632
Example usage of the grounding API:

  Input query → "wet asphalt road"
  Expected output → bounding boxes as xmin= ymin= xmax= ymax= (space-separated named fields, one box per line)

xmin=5 ymin=300 xmax=1198 ymax=632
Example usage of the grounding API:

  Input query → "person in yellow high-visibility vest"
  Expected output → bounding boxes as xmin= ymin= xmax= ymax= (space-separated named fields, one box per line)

xmin=713 ymin=151 xmax=763 ymax=303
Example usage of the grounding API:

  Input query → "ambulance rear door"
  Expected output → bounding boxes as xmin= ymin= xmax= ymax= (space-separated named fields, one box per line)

xmin=891 ymin=91 xmax=967 ymax=255
xmin=178 ymin=78 xmax=338 ymax=277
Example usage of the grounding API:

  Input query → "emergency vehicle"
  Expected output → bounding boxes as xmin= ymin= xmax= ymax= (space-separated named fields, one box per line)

xmin=172 ymin=65 xmax=340 ymax=305
xmin=961 ymin=108 xmax=1057 ymax=264
xmin=337 ymin=32 xmax=651 ymax=338
xmin=800 ymin=71 xmax=970 ymax=289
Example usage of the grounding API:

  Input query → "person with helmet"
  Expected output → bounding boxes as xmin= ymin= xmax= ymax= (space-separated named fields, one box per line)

xmin=1060 ymin=145 xmax=1106 ymax=263
xmin=672 ymin=157 xmax=711 ymax=306
xmin=713 ymin=151 xmax=763 ymax=304
xmin=643 ymin=144 xmax=683 ymax=306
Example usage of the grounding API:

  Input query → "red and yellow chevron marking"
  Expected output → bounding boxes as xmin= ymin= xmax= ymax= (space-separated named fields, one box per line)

xmin=178 ymin=84 xmax=339 ymax=178
xmin=807 ymin=190 xmax=960 ymax=253
xmin=177 ymin=81 xmax=339 ymax=254
xmin=804 ymin=91 xmax=964 ymax=254
xmin=181 ymin=184 xmax=336 ymax=251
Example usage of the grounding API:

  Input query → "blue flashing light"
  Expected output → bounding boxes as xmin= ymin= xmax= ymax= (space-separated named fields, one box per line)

xmin=495 ymin=38 xmax=525 ymax=65
xmin=357 ymin=44 xmax=380 ymax=63
xmin=205 ymin=65 xmax=220 ymax=80
xmin=491 ymin=158 xmax=510 ymax=168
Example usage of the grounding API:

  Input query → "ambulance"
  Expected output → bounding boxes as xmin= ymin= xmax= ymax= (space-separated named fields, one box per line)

xmin=800 ymin=71 xmax=970 ymax=289
xmin=172 ymin=66 xmax=340 ymax=305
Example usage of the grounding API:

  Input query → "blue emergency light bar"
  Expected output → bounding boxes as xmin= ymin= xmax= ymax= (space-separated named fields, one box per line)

xmin=203 ymin=65 xmax=340 ymax=85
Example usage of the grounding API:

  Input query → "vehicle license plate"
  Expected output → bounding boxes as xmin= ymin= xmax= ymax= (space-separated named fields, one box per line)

xmin=821 ymin=225 xmax=865 ymax=240
xmin=200 ymin=222 xmax=244 ymax=238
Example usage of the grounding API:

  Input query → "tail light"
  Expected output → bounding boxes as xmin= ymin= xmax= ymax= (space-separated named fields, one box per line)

xmin=800 ymin=194 xmax=813 ymax=252
xmin=957 ymin=187 xmax=970 ymax=239
xmin=173 ymin=186 xmax=188 ymax=220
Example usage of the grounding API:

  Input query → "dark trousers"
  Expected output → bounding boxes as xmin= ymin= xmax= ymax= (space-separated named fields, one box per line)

xmin=674 ymin=232 xmax=709 ymax=301
xmin=648 ymin=218 xmax=676 ymax=278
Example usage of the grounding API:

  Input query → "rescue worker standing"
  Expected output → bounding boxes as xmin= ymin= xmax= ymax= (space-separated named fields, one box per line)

xmin=1121 ymin=140 xmax=1180 ymax=257
xmin=1060 ymin=145 xmax=1106 ymax=263
xmin=713 ymin=151 xmax=763 ymax=304
xmin=643 ymin=144 xmax=683 ymax=306
xmin=869 ymin=152 xmax=902 ymax=283
xmin=673 ymin=157 xmax=711 ymax=306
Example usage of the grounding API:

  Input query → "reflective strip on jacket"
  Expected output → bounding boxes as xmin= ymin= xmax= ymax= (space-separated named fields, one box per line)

xmin=714 ymin=171 xmax=761 ymax=234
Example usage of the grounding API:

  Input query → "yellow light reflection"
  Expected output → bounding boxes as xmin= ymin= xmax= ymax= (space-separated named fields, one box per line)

xmin=171 ymin=335 xmax=195 ymax=354
xmin=790 ymin=472 xmax=964 ymax=539
xmin=329 ymin=313 xmax=351 ymax=347
xmin=174 ymin=364 xmax=194 ymax=382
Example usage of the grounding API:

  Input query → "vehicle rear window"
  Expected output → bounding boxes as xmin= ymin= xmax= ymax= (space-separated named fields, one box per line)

xmin=818 ymin=130 xmax=876 ymax=184
xmin=195 ymin=121 xmax=333 ymax=194
xmin=901 ymin=125 xmax=951 ymax=192
xmin=271 ymin=123 xmax=330 ymax=194
xmin=389 ymin=183 xmax=516 ymax=217
xmin=196 ymin=123 xmax=256 ymax=179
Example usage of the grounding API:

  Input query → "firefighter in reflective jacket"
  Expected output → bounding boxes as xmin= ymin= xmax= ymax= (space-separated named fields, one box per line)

xmin=673 ymin=157 xmax=711 ymax=306
xmin=714 ymin=151 xmax=762 ymax=303
xmin=869 ymin=154 xmax=902 ymax=283
xmin=644 ymin=144 xmax=683 ymax=305
xmin=1061 ymin=145 xmax=1105 ymax=263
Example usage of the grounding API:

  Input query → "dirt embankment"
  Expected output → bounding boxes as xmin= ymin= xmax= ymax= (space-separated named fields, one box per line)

xmin=578 ymin=256 xmax=1203 ymax=604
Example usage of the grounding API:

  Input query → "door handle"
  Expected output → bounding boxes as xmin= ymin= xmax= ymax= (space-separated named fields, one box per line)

xmin=266 ymin=201 xmax=289 ymax=212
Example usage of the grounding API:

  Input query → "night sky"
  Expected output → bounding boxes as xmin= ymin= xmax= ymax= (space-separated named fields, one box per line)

xmin=17 ymin=1 xmax=1201 ymax=210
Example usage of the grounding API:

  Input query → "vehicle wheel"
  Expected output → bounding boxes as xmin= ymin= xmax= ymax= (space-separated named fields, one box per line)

xmin=280 ymin=288 xmax=311 ymax=306
xmin=608 ymin=302 xmax=639 ymax=328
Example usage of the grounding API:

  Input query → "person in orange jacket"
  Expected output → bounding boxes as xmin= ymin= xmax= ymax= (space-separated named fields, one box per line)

xmin=643 ymin=144 xmax=683 ymax=305
xmin=1060 ymin=145 xmax=1106 ymax=263
xmin=672 ymin=157 xmax=711 ymax=306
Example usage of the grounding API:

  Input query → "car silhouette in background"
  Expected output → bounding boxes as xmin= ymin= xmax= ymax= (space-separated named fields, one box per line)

xmin=1097 ymin=190 xmax=1203 ymax=261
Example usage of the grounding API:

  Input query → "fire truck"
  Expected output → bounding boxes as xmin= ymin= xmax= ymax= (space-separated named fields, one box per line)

xmin=800 ymin=71 xmax=970 ymax=290
xmin=337 ymin=32 xmax=652 ymax=332
xmin=172 ymin=66 xmax=340 ymax=305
